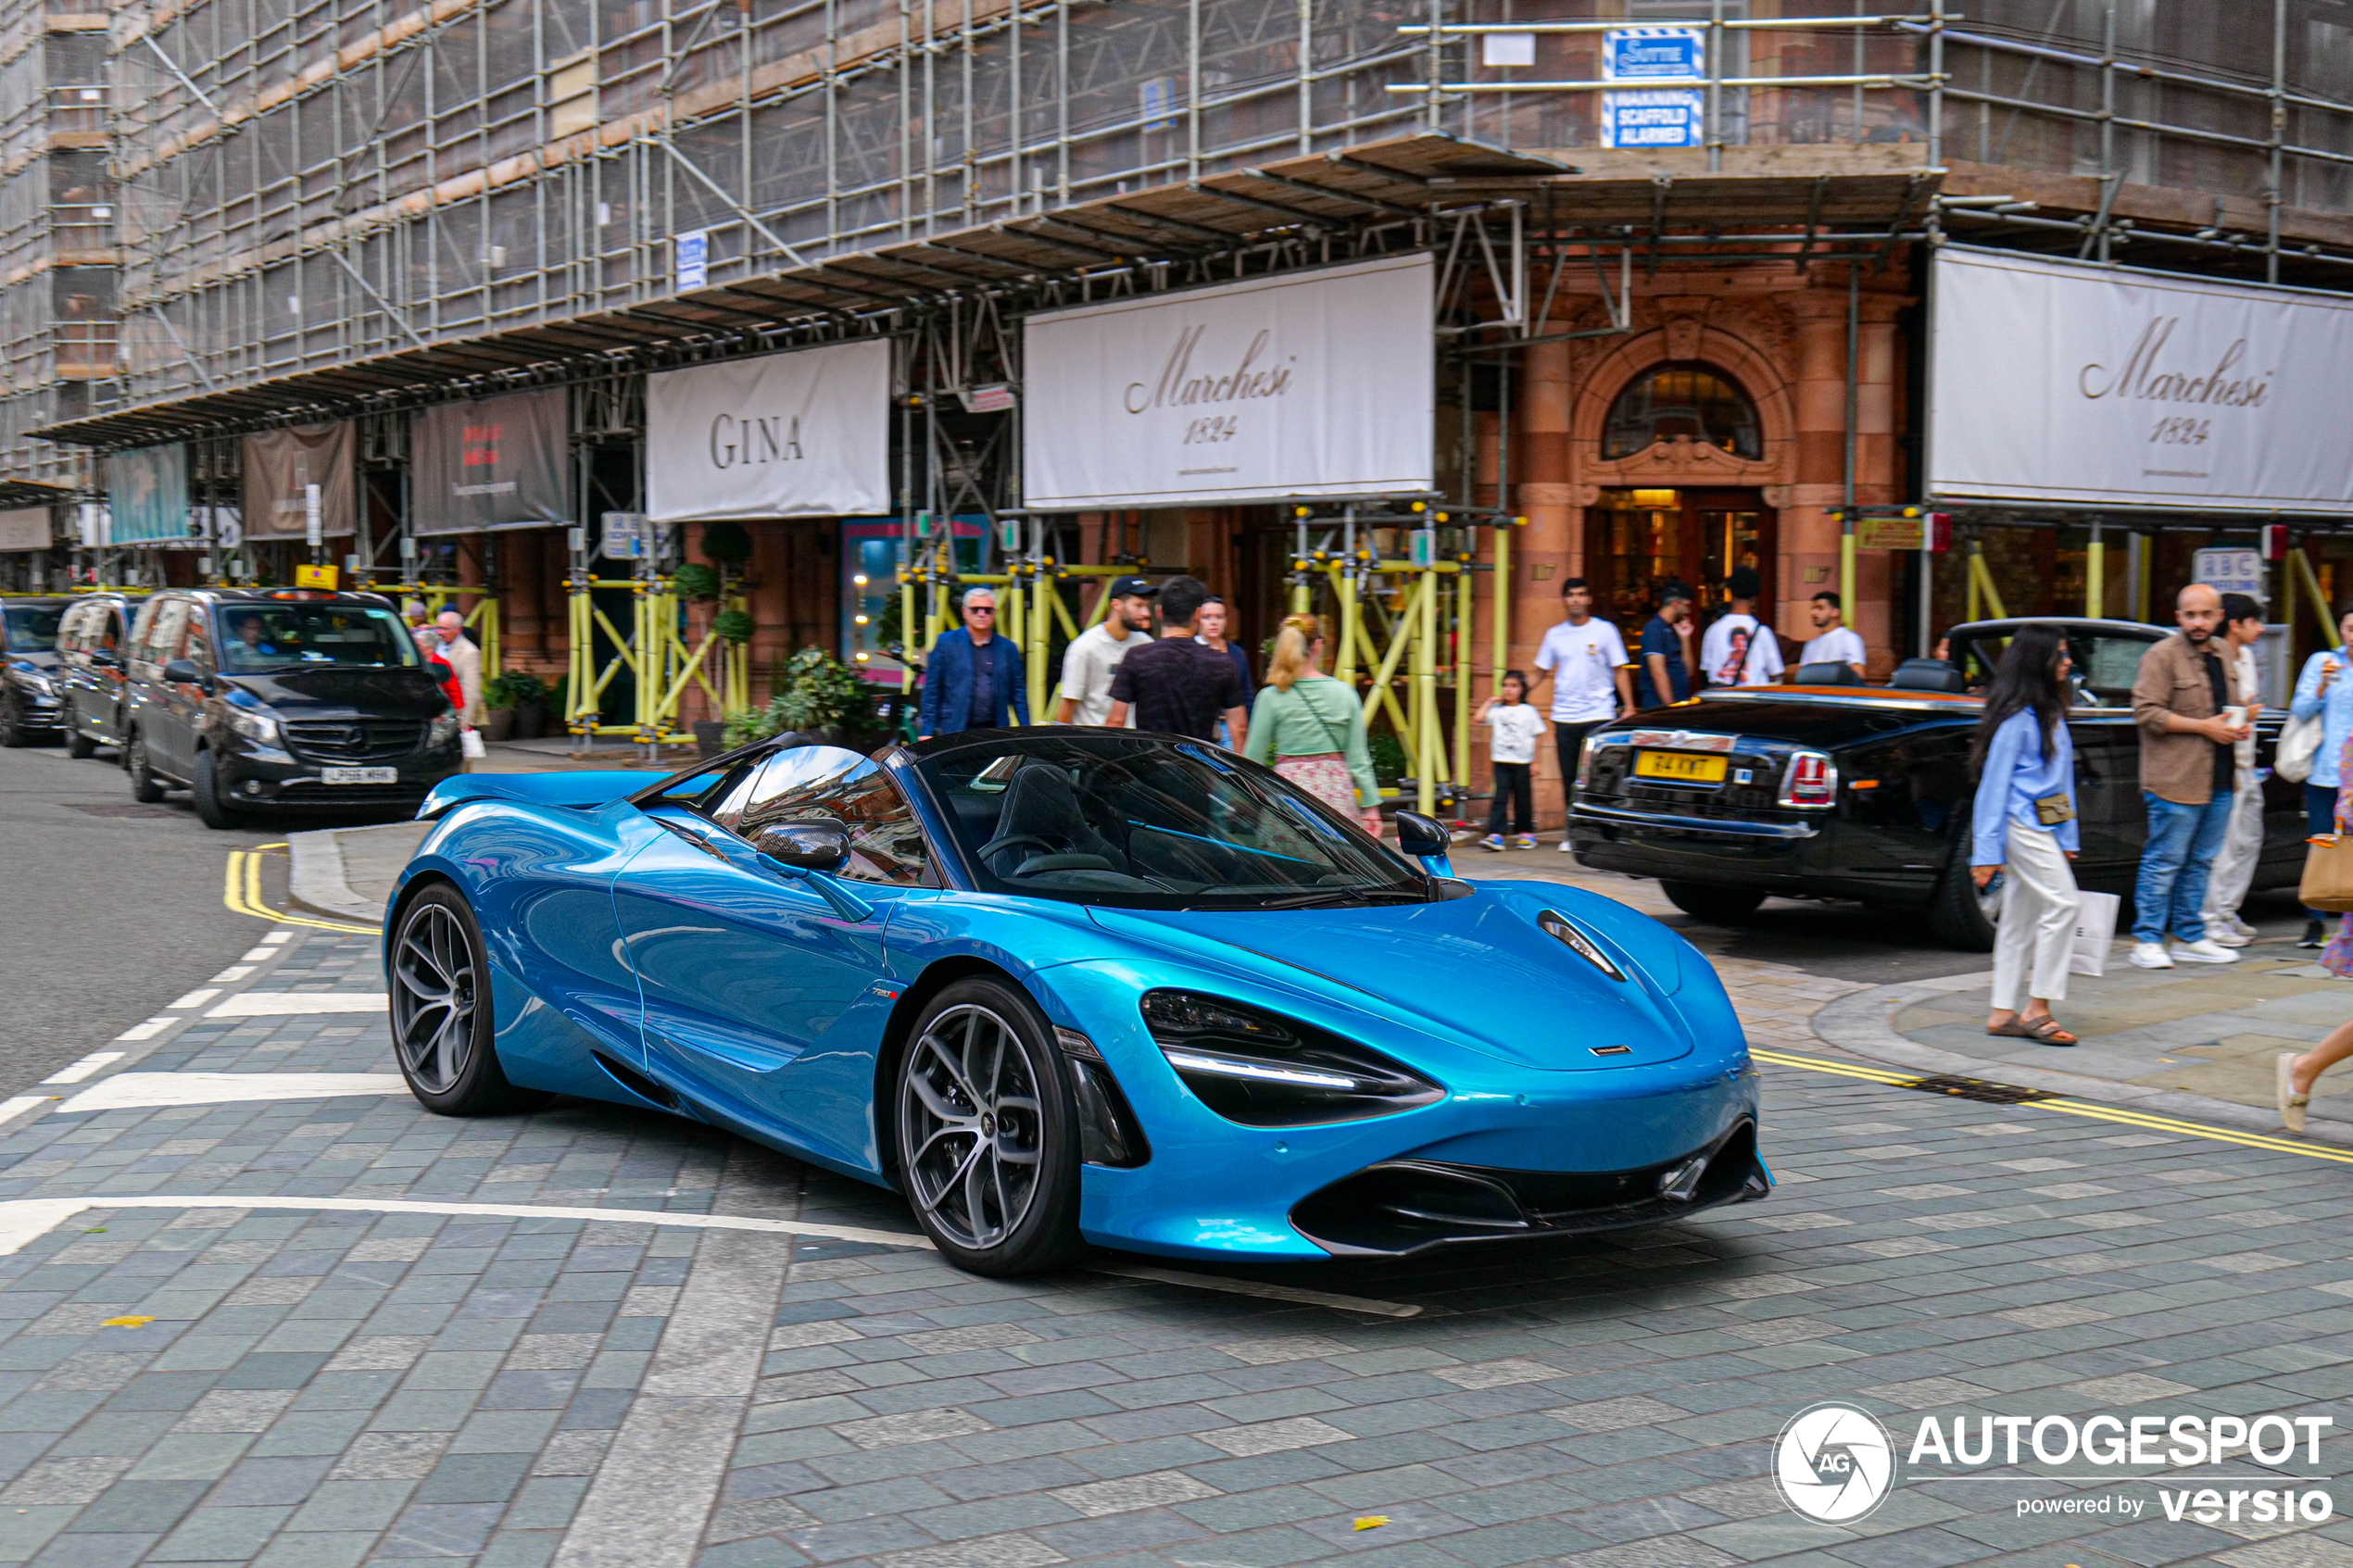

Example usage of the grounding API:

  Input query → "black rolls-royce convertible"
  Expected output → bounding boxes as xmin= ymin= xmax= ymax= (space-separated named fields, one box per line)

xmin=1567 ymin=618 xmax=2308 ymax=949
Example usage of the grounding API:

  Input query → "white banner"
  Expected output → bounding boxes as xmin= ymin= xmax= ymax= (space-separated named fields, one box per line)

xmin=0 ymin=506 xmax=48 ymax=551
xmin=646 ymin=339 xmax=891 ymax=521
xmin=1930 ymin=247 xmax=2353 ymax=511
xmin=1022 ymin=255 xmax=1433 ymax=509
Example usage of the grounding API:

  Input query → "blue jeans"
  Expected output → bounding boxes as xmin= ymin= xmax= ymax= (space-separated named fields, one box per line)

xmin=2133 ymin=790 xmax=2236 ymax=943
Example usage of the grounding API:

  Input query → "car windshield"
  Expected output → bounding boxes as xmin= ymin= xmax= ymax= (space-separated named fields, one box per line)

xmin=215 ymin=604 xmax=418 ymax=671
xmin=1946 ymin=625 xmax=2157 ymax=709
xmin=4 ymin=605 xmax=61 ymax=652
xmin=909 ymin=733 xmax=1427 ymax=909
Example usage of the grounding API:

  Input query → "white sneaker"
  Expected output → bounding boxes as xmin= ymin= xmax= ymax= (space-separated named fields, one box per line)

xmin=1558 ymin=838 xmax=1576 ymax=851
xmin=2129 ymin=941 xmax=2176 ymax=970
xmin=2172 ymin=937 xmax=2241 ymax=964
xmin=2208 ymin=922 xmax=2252 ymax=948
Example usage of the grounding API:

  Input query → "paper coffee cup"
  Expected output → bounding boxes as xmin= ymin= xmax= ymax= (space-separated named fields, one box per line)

xmin=2223 ymin=706 xmax=2248 ymax=728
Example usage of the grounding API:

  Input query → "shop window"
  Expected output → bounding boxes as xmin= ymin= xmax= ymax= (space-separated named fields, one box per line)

xmin=1602 ymin=363 xmax=1763 ymax=459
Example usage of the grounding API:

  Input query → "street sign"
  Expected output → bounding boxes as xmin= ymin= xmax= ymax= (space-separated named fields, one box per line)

xmin=1855 ymin=513 xmax=1951 ymax=552
xmin=1481 ymin=31 xmax=1535 ymax=67
xmin=303 ymin=482 xmax=322 ymax=547
xmin=1602 ymin=27 xmax=1704 ymax=149
xmin=2192 ymin=546 xmax=2265 ymax=600
xmin=293 ymin=563 xmax=338 ymax=590
xmin=600 ymin=510 xmax=652 ymax=559
xmin=675 ymin=230 xmax=707 ymax=290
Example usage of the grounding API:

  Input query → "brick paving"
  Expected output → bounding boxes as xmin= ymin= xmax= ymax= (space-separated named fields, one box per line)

xmin=0 ymin=911 xmax=2347 ymax=1568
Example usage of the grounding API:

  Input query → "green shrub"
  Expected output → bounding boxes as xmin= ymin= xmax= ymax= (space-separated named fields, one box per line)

xmin=700 ymin=521 xmax=753 ymax=567
xmin=724 ymin=647 xmax=874 ymax=747
xmin=671 ymin=562 xmax=721 ymax=601
xmin=484 ymin=671 xmax=548 ymax=710
xmin=1367 ymin=718 xmax=1406 ymax=787
xmin=713 ymin=608 xmax=756 ymax=644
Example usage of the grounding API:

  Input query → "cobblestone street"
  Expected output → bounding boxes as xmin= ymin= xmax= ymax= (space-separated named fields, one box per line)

xmin=0 ymin=906 xmax=2344 ymax=1568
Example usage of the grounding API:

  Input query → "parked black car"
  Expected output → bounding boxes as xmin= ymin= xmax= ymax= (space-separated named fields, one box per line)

xmin=0 ymin=596 xmax=68 ymax=746
xmin=55 ymin=592 xmax=142 ymax=758
xmin=1567 ymin=617 xmax=2306 ymax=949
xmin=122 ymin=587 xmax=464 ymax=826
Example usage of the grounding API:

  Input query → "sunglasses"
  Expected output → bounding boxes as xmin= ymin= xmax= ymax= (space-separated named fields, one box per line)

xmin=965 ymin=605 xmax=996 ymax=614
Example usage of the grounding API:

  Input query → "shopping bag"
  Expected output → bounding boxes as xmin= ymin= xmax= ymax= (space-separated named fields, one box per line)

xmin=2301 ymin=834 xmax=2353 ymax=913
xmin=2069 ymin=889 xmax=2120 ymax=978
xmin=2277 ymin=711 xmax=2324 ymax=783
xmin=459 ymin=727 xmax=487 ymax=760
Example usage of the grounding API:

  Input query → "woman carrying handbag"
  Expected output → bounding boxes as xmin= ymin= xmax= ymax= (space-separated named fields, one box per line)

xmin=1969 ymin=624 xmax=2082 ymax=1047
xmin=1242 ymin=614 xmax=1385 ymax=837
xmin=2287 ymin=607 xmax=2353 ymax=945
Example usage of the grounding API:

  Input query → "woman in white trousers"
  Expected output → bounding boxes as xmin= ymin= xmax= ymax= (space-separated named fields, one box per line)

xmin=1969 ymin=624 xmax=2082 ymax=1047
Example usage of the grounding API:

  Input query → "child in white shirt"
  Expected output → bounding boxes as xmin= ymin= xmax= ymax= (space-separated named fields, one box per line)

xmin=1476 ymin=671 xmax=1548 ymax=850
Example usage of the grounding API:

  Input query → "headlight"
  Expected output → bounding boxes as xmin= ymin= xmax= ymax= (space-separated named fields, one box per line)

xmin=428 ymin=711 xmax=462 ymax=746
xmin=15 ymin=669 xmax=51 ymax=696
xmin=1139 ymin=990 xmax=1442 ymax=1127
xmin=225 ymin=708 xmax=278 ymax=745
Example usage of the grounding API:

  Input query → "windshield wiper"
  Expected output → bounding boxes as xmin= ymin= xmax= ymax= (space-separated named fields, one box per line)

xmin=1256 ymin=887 xmax=1423 ymax=909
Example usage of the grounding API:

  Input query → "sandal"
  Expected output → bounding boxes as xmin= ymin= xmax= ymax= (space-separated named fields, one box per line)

xmin=1987 ymin=1016 xmax=2078 ymax=1046
xmin=2279 ymin=1052 xmax=2310 ymax=1135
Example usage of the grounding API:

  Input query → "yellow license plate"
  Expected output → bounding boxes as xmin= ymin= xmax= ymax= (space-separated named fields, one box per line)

xmin=1634 ymin=750 xmax=1728 ymax=783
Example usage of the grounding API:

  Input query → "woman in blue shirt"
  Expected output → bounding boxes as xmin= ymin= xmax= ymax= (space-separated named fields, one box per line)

xmin=2288 ymin=607 xmax=2353 ymax=946
xmin=1970 ymin=623 xmax=2082 ymax=1047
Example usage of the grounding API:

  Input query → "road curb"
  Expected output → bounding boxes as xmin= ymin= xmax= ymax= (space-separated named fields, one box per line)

xmin=285 ymin=825 xmax=396 ymax=924
xmin=1809 ymin=973 xmax=2353 ymax=1149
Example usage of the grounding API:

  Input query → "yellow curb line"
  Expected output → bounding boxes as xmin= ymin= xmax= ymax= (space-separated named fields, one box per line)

xmin=223 ymin=846 xmax=378 ymax=935
xmin=1752 ymin=1046 xmax=2353 ymax=1167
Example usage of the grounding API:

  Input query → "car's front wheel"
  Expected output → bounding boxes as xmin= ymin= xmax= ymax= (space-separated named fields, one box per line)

xmin=0 ymin=696 xmax=25 ymax=748
xmin=1925 ymin=849 xmax=2001 ymax=951
xmin=1660 ymin=881 xmax=1767 ymax=924
xmin=126 ymin=731 xmax=166 ymax=801
xmin=191 ymin=750 xmax=243 ymax=830
xmin=64 ymin=718 xmax=95 ymax=759
xmin=389 ymin=885 xmax=548 ymax=1116
xmin=895 ymin=978 xmax=1082 ymax=1277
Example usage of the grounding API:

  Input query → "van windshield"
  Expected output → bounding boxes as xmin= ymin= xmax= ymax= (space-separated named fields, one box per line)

xmin=3 ymin=604 xmax=62 ymax=652
xmin=216 ymin=604 xmax=419 ymax=671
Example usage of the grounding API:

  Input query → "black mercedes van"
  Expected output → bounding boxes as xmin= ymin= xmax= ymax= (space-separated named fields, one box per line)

xmin=122 ymin=587 xmax=463 ymax=826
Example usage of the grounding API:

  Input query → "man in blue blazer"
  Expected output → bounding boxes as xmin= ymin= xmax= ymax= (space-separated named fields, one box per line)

xmin=917 ymin=586 xmax=1030 ymax=738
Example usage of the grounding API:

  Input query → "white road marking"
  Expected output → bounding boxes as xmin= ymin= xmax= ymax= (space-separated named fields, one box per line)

xmin=208 ymin=965 xmax=254 ymax=984
xmin=204 ymin=993 xmax=386 ymax=1018
xmin=42 ymin=1052 xmax=123 ymax=1085
xmin=260 ymin=931 xmax=292 ymax=945
xmin=1091 ymin=1261 xmax=1423 ymax=1318
xmin=240 ymin=947 xmax=277 ymax=962
xmin=0 ymin=1196 xmax=931 ymax=1256
xmin=166 ymin=989 xmax=220 ymax=1010
xmin=114 ymin=1020 xmax=172 ymax=1042
xmin=0 ymin=1098 xmax=51 ymax=1132
xmin=57 ymin=1073 xmax=410 ymax=1113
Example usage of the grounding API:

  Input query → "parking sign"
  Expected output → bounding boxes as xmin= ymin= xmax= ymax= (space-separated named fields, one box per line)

xmin=1603 ymin=27 xmax=1704 ymax=149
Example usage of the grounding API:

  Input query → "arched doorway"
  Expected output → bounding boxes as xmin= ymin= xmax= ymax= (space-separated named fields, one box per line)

xmin=1581 ymin=361 xmax=1777 ymax=633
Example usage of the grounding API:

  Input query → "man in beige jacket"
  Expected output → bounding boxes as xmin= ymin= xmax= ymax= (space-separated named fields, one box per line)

xmin=2129 ymin=583 xmax=2249 ymax=970
xmin=430 ymin=609 xmax=484 ymax=726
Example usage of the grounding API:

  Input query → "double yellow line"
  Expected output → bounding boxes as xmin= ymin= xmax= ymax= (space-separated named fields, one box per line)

xmin=1752 ymin=1045 xmax=2353 ymax=1167
xmin=222 ymin=845 xmax=377 ymax=935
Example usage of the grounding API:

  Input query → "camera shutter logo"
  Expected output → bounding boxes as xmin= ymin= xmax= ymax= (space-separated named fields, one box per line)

xmin=1774 ymin=1403 xmax=1896 ymax=1524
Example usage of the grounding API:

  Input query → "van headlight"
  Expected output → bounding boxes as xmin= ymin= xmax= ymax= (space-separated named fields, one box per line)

xmin=428 ymin=711 xmax=462 ymax=746
xmin=224 ymin=708 xmax=278 ymax=745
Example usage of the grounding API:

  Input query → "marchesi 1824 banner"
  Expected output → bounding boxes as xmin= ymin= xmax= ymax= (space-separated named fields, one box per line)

xmin=412 ymin=389 xmax=571 ymax=534
xmin=1929 ymin=247 xmax=2353 ymax=511
xmin=243 ymin=422 xmax=357 ymax=538
xmin=646 ymin=340 xmax=891 ymax=521
xmin=1022 ymin=255 xmax=1433 ymax=510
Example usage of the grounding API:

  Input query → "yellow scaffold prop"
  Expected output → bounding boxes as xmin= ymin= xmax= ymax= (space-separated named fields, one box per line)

xmin=359 ymin=581 xmax=503 ymax=677
xmin=561 ymin=567 xmax=753 ymax=748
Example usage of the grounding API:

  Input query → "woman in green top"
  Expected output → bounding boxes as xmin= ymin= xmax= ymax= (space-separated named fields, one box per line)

xmin=1243 ymin=613 xmax=1383 ymax=834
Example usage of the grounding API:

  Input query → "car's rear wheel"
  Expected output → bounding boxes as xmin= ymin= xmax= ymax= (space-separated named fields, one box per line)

xmin=1925 ymin=851 xmax=2001 ymax=951
xmin=1660 ymin=881 xmax=1768 ymax=924
xmin=192 ymin=750 xmax=243 ymax=830
xmin=389 ymin=886 xmax=548 ymax=1116
xmin=0 ymin=697 xmax=25 ymax=748
xmin=65 ymin=719 xmax=95 ymax=759
xmin=895 ymin=978 xmax=1082 ymax=1277
xmin=126 ymin=731 xmax=166 ymax=801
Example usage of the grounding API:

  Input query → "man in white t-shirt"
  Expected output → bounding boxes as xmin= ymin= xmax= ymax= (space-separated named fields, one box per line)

xmin=1526 ymin=577 xmax=1634 ymax=849
xmin=1800 ymin=590 xmax=1867 ymax=679
xmin=1698 ymin=565 xmax=1785 ymax=688
xmin=1054 ymin=575 xmax=1156 ymax=725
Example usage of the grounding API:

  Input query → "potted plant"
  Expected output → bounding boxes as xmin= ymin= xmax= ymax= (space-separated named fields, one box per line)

xmin=486 ymin=671 xmax=549 ymax=740
xmin=720 ymin=646 xmax=873 ymax=753
xmin=697 ymin=608 xmax=761 ymax=758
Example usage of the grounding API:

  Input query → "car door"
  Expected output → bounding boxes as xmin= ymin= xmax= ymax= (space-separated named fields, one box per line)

xmin=52 ymin=603 xmax=89 ymax=730
xmin=2068 ymin=711 xmax=2144 ymax=877
xmin=610 ymin=746 xmax=937 ymax=1173
xmin=153 ymin=599 xmax=213 ymax=780
xmin=126 ymin=596 xmax=190 ymax=774
xmin=90 ymin=602 xmax=130 ymax=744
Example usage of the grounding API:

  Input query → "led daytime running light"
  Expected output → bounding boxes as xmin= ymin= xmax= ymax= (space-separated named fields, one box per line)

xmin=1161 ymin=1050 xmax=1359 ymax=1091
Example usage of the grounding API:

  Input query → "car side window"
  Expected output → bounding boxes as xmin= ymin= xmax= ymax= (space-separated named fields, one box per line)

xmin=182 ymin=610 xmax=215 ymax=674
xmin=101 ymin=610 xmax=121 ymax=653
xmin=708 ymin=746 xmax=936 ymax=887
xmin=138 ymin=599 xmax=188 ymax=670
xmin=56 ymin=603 xmax=87 ymax=654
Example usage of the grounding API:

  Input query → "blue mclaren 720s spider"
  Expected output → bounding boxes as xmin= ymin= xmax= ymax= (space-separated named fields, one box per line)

xmin=384 ymin=730 xmax=1769 ymax=1276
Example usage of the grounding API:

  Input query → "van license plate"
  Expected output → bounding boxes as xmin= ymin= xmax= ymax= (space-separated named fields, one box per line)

xmin=321 ymin=767 xmax=397 ymax=784
xmin=1634 ymin=751 xmax=1728 ymax=784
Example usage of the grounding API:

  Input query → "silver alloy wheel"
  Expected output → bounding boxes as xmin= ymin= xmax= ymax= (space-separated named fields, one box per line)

xmin=392 ymin=902 xmax=479 ymax=1095
xmin=900 ymin=1003 xmax=1045 ymax=1251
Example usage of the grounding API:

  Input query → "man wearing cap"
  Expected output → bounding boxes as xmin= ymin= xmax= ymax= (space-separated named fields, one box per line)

xmin=1056 ymin=575 xmax=1156 ymax=726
